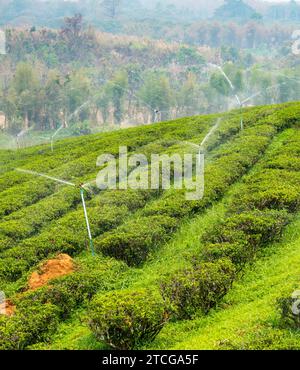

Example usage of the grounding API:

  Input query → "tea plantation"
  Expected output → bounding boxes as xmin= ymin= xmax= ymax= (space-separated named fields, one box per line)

xmin=0 ymin=102 xmax=300 ymax=350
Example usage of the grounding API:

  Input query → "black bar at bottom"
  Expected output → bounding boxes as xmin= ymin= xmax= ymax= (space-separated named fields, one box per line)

xmin=0 ymin=350 xmax=294 ymax=369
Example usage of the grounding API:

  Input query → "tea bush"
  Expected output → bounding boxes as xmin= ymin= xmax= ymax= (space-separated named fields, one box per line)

xmin=202 ymin=210 xmax=290 ymax=268
xmin=160 ymin=259 xmax=236 ymax=320
xmin=96 ymin=215 xmax=178 ymax=266
xmin=88 ymin=288 xmax=167 ymax=349
xmin=0 ymin=302 xmax=60 ymax=350
xmin=10 ymin=255 xmax=127 ymax=319
xmin=230 ymin=170 xmax=300 ymax=213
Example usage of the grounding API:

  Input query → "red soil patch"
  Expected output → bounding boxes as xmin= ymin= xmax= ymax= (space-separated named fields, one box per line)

xmin=28 ymin=253 xmax=75 ymax=291
xmin=0 ymin=300 xmax=16 ymax=317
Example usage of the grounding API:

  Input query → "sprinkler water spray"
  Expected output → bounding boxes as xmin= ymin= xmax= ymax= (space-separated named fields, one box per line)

xmin=16 ymin=126 xmax=34 ymax=149
xmin=15 ymin=168 xmax=96 ymax=256
xmin=177 ymin=118 xmax=221 ymax=199
xmin=50 ymin=124 xmax=64 ymax=152
xmin=207 ymin=63 xmax=245 ymax=129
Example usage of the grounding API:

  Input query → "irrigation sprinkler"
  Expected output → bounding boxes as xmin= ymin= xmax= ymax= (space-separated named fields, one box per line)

xmin=45 ymin=102 xmax=91 ymax=153
xmin=35 ymin=124 xmax=64 ymax=152
xmin=181 ymin=118 xmax=220 ymax=153
xmin=207 ymin=63 xmax=244 ymax=129
xmin=16 ymin=126 xmax=34 ymax=149
xmin=237 ymin=82 xmax=287 ymax=130
xmin=50 ymin=124 xmax=64 ymax=152
xmin=15 ymin=168 xmax=96 ymax=256
xmin=177 ymin=119 xmax=221 ymax=199
xmin=207 ymin=63 xmax=290 ymax=130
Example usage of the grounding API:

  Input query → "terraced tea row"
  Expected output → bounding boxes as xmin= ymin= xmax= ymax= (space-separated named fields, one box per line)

xmin=0 ymin=103 xmax=299 ymax=350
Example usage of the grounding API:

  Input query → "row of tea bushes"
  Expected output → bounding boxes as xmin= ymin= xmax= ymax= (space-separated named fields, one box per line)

xmin=202 ymin=129 xmax=300 ymax=267
xmin=0 ymin=115 xmax=244 ymax=281
xmin=87 ymin=258 xmax=236 ymax=349
xmin=87 ymin=107 xmax=300 ymax=349
xmin=0 ymin=115 xmax=220 ymax=218
xmin=272 ymin=131 xmax=300 ymax=332
xmin=0 ymin=130 xmax=216 ymax=251
xmin=0 ymin=189 xmax=158 ymax=284
xmin=95 ymin=118 xmax=279 ymax=266
xmin=202 ymin=210 xmax=290 ymax=269
xmin=0 ymin=255 xmax=127 ymax=350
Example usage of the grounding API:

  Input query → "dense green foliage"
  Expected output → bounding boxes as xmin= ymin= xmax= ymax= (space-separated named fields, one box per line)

xmin=1 ymin=14 xmax=300 ymax=149
xmin=0 ymin=102 xmax=299 ymax=350
xmin=160 ymin=259 xmax=236 ymax=320
xmin=89 ymin=289 xmax=167 ymax=350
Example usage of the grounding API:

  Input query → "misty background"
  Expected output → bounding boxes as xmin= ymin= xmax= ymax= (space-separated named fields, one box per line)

xmin=0 ymin=0 xmax=300 ymax=148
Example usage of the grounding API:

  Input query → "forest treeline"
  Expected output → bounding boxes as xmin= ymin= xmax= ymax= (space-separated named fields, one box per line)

xmin=0 ymin=0 xmax=297 ymax=48
xmin=0 ymin=14 xmax=300 ymax=133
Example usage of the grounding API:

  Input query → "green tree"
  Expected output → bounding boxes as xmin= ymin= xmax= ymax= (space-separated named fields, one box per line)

xmin=95 ymin=85 xmax=111 ymax=124
xmin=44 ymin=71 xmax=64 ymax=129
xmin=210 ymin=72 xmax=231 ymax=96
xmin=179 ymin=73 xmax=200 ymax=116
xmin=107 ymin=71 xmax=128 ymax=125
xmin=139 ymin=73 xmax=173 ymax=121
xmin=12 ymin=62 xmax=39 ymax=129
xmin=63 ymin=70 xmax=91 ymax=125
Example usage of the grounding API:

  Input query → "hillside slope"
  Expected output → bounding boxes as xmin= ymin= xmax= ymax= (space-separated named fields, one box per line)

xmin=0 ymin=102 xmax=299 ymax=350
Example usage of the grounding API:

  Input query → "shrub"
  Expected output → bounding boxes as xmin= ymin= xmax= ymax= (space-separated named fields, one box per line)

xmin=160 ymin=259 xmax=236 ymax=320
xmin=0 ymin=302 xmax=60 ymax=350
xmin=202 ymin=241 xmax=252 ymax=268
xmin=0 ymin=235 xmax=12 ymax=252
xmin=143 ymin=190 xmax=194 ymax=218
xmin=95 ymin=189 xmax=156 ymax=212
xmin=202 ymin=211 xmax=290 ymax=267
xmin=96 ymin=215 xmax=178 ymax=266
xmin=88 ymin=289 xmax=167 ymax=349
xmin=0 ymin=257 xmax=31 ymax=282
xmin=230 ymin=171 xmax=300 ymax=213
xmin=205 ymin=211 xmax=289 ymax=246
xmin=7 ymin=255 xmax=127 ymax=327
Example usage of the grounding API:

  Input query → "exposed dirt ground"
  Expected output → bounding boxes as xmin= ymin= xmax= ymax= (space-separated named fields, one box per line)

xmin=28 ymin=253 xmax=75 ymax=290
xmin=0 ymin=300 xmax=16 ymax=317
xmin=0 ymin=254 xmax=75 ymax=317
